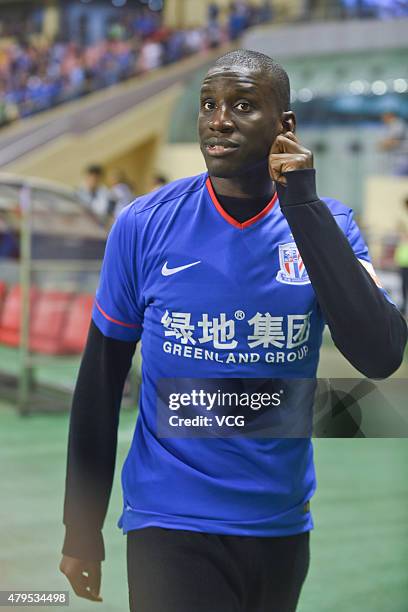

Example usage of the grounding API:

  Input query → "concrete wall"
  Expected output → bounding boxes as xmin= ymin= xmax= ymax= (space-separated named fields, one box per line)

xmin=42 ymin=0 xmax=59 ymax=40
xmin=157 ymin=143 xmax=206 ymax=181
xmin=243 ymin=18 xmax=408 ymax=57
xmin=4 ymin=86 xmax=182 ymax=194
xmin=364 ymin=176 xmax=408 ymax=263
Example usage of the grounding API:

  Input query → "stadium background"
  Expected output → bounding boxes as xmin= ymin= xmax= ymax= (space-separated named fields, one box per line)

xmin=0 ymin=0 xmax=407 ymax=610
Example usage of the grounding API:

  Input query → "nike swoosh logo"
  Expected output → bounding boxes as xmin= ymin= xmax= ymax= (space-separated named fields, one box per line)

xmin=161 ymin=260 xmax=201 ymax=276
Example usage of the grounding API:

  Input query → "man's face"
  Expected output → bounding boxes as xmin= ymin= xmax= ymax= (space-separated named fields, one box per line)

xmin=198 ymin=66 xmax=284 ymax=178
xmin=85 ymin=172 xmax=101 ymax=190
xmin=382 ymin=113 xmax=396 ymax=125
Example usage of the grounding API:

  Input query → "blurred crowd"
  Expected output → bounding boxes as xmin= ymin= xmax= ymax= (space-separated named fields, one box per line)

xmin=0 ymin=2 xmax=273 ymax=128
xmin=78 ymin=164 xmax=168 ymax=228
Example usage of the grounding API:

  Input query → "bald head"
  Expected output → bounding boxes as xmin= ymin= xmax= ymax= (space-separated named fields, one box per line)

xmin=211 ymin=49 xmax=290 ymax=114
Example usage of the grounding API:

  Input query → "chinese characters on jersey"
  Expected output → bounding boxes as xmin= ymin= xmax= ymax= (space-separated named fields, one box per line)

xmin=161 ymin=310 xmax=311 ymax=350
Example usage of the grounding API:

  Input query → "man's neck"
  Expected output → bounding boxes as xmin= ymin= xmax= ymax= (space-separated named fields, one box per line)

xmin=209 ymin=172 xmax=275 ymax=200
xmin=214 ymin=189 xmax=276 ymax=225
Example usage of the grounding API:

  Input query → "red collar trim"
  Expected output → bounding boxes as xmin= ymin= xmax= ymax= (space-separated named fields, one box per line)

xmin=205 ymin=177 xmax=278 ymax=229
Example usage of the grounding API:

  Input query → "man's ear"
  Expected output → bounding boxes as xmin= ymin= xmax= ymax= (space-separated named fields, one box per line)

xmin=281 ymin=111 xmax=296 ymax=134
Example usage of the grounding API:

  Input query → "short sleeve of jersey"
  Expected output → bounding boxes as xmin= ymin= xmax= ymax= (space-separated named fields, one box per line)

xmin=346 ymin=210 xmax=396 ymax=305
xmin=92 ymin=204 xmax=143 ymax=342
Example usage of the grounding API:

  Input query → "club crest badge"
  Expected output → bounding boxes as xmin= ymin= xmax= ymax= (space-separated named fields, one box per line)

xmin=276 ymin=242 xmax=310 ymax=285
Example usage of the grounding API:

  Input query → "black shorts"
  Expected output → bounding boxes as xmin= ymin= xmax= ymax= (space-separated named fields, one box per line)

xmin=127 ymin=527 xmax=310 ymax=612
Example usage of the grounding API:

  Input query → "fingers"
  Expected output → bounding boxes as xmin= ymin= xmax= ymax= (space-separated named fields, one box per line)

xmin=70 ymin=573 xmax=97 ymax=601
xmin=269 ymin=133 xmax=301 ymax=154
xmin=282 ymin=131 xmax=299 ymax=143
xmin=59 ymin=556 xmax=103 ymax=602
xmin=268 ymin=133 xmax=313 ymax=184
xmin=88 ymin=562 xmax=102 ymax=600
xmin=268 ymin=154 xmax=292 ymax=185
xmin=268 ymin=153 xmax=311 ymax=185
xmin=72 ymin=572 xmax=103 ymax=602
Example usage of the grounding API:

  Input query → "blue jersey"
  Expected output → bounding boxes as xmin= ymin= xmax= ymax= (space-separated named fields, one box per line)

xmin=92 ymin=172 xmax=371 ymax=537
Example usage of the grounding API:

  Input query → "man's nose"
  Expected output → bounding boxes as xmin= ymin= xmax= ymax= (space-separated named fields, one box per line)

xmin=209 ymin=105 xmax=234 ymax=131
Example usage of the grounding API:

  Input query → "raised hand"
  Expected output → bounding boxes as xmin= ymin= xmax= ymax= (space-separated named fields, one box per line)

xmin=268 ymin=132 xmax=313 ymax=186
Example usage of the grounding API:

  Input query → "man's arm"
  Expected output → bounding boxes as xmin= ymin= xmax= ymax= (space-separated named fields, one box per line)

xmin=275 ymin=168 xmax=407 ymax=378
xmin=62 ymin=321 xmax=136 ymax=561
xmin=60 ymin=203 xmax=141 ymax=600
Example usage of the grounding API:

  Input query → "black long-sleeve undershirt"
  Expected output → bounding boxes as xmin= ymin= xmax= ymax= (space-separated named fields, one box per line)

xmin=62 ymin=169 xmax=407 ymax=562
xmin=62 ymin=323 xmax=136 ymax=561
xmin=276 ymin=169 xmax=407 ymax=379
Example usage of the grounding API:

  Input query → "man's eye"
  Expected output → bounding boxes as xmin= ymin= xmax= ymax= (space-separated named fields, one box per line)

xmin=203 ymin=101 xmax=215 ymax=111
xmin=236 ymin=102 xmax=251 ymax=112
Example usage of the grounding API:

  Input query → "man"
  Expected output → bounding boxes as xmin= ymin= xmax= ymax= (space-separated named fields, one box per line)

xmin=107 ymin=168 xmax=134 ymax=218
xmin=78 ymin=164 xmax=117 ymax=225
xmin=378 ymin=111 xmax=408 ymax=176
xmin=60 ymin=50 xmax=407 ymax=611
xmin=150 ymin=172 xmax=168 ymax=191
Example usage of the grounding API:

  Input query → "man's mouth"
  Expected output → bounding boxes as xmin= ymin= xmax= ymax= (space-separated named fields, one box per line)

xmin=204 ymin=141 xmax=240 ymax=157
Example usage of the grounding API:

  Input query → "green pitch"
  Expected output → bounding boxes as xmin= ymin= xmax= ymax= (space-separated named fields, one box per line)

xmin=0 ymin=404 xmax=407 ymax=612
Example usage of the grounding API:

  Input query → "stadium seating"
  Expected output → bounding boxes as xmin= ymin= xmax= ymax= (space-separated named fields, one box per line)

xmin=29 ymin=290 xmax=74 ymax=355
xmin=0 ymin=285 xmax=39 ymax=347
xmin=0 ymin=284 xmax=94 ymax=355
xmin=0 ymin=281 xmax=7 ymax=316
xmin=60 ymin=294 xmax=93 ymax=354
